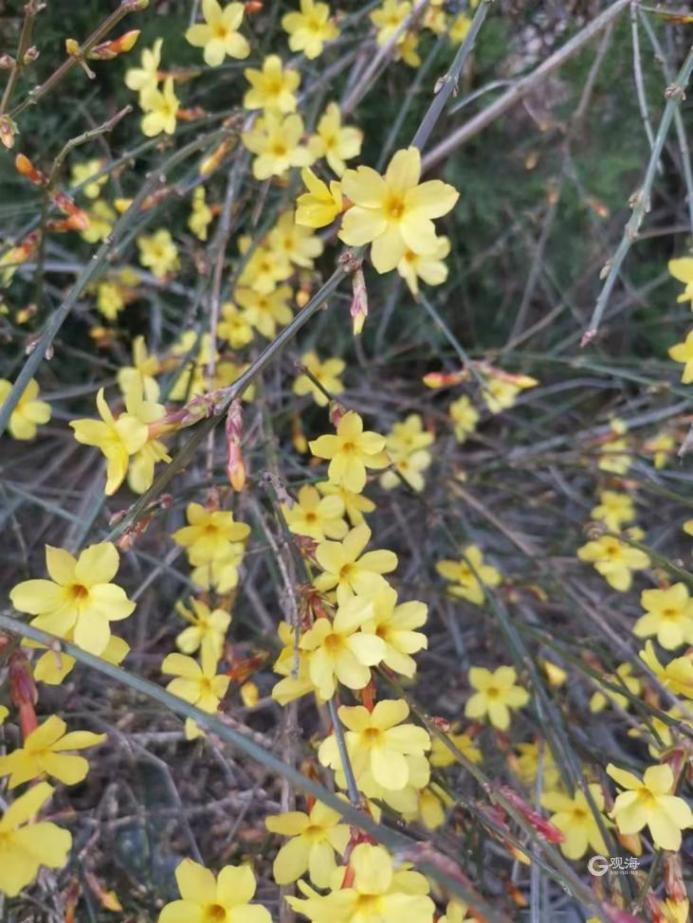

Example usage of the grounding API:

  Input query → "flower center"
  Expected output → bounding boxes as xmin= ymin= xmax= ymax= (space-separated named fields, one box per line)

xmin=339 ymin=563 xmax=354 ymax=580
xmin=213 ymin=23 xmax=229 ymax=39
xmin=204 ymin=905 xmax=228 ymax=923
xmin=305 ymin=511 xmax=317 ymax=522
xmin=323 ymin=632 xmax=345 ymax=653
xmin=661 ymin=608 xmax=678 ymax=620
xmin=384 ymin=195 xmax=405 ymax=220
xmin=68 ymin=583 xmax=89 ymax=601
xmin=272 ymin=142 xmax=288 ymax=157
xmin=486 ymin=686 xmax=500 ymax=699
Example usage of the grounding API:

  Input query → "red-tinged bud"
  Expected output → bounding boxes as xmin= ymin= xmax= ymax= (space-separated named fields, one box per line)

xmin=15 ymin=152 xmax=46 ymax=186
xmin=329 ymin=401 xmax=347 ymax=429
xmin=51 ymin=192 xmax=90 ymax=230
xmin=245 ymin=1 xmax=263 ymax=12
xmin=64 ymin=878 xmax=80 ymax=923
xmin=430 ymin=716 xmax=452 ymax=732
xmin=496 ymin=785 xmax=565 ymax=844
xmin=23 ymin=46 xmax=39 ymax=64
xmin=9 ymin=651 xmax=38 ymax=738
xmin=422 ymin=368 xmax=467 ymax=389
xmin=295 ymin=534 xmax=318 ymax=559
xmin=88 ymin=29 xmax=140 ymax=60
xmin=360 ymin=679 xmax=376 ymax=712
xmin=0 ymin=54 xmax=15 ymax=69
xmin=225 ymin=400 xmax=246 ymax=491
xmin=664 ymin=853 xmax=686 ymax=903
xmin=177 ymin=106 xmax=207 ymax=122
xmin=506 ymin=882 xmax=528 ymax=907
xmin=0 ymin=116 xmax=15 ymax=150
xmin=199 ymin=137 xmax=235 ymax=177
xmin=604 ymin=908 xmax=644 ymax=923
xmin=350 ymin=266 xmax=368 ymax=335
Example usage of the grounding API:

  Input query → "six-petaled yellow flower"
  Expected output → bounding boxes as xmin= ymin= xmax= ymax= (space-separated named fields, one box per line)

xmin=339 ymin=147 xmax=458 ymax=274
xmin=0 ymin=715 xmax=105 ymax=788
xmin=607 ymin=762 xmax=692 ymax=851
xmin=10 ymin=542 xmax=135 ymax=655
xmin=159 ymin=858 xmax=270 ymax=923
xmin=0 ymin=377 xmax=51 ymax=440
xmin=185 ymin=0 xmax=250 ymax=66
xmin=309 ymin=410 xmax=388 ymax=492
xmin=464 ymin=665 xmax=529 ymax=730
xmin=266 ymin=800 xmax=349 ymax=887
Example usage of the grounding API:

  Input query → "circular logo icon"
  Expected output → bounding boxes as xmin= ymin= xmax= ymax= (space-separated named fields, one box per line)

xmin=588 ymin=855 xmax=609 ymax=877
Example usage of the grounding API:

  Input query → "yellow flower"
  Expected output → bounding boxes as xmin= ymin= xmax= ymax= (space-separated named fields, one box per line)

xmin=317 ymin=480 xmax=375 ymax=525
xmin=370 ymin=0 xmax=412 ymax=45
xmin=628 ymin=707 xmax=691 ymax=759
xmin=282 ymin=0 xmax=338 ymax=60
xmin=669 ymin=329 xmax=693 ymax=383
xmin=242 ymin=111 xmax=312 ymax=180
xmin=237 ymin=236 xmax=292 ymax=293
xmin=635 ymin=583 xmax=693 ymax=650
xmin=465 ymin=665 xmax=529 ymax=730
xmin=0 ymin=715 xmax=105 ymax=788
xmin=513 ymin=741 xmax=560 ymax=790
xmin=300 ymin=596 xmax=385 ymax=699
xmin=293 ymin=351 xmax=345 ymax=407
xmin=449 ymin=395 xmax=479 ymax=443
xmin=185 ymin=0 xmax=250 ymax=66
xmin=668 ymin=256 xmax=693 ymax=304
xmin=577 ymin=534 xmax=650 ymax=592
xmin=541 ymin=785 xmax=609 ymax=859
xmin=244 ymin=54 xmax=299 ymax=113
xmin=288 ymin=843 xmax=434 ymax=923
xmin=398 ymin=31 xmax=421 ymax=68
xmin=137 ymin=228 xmax=179 ymax=278
xmin=141 ymin=76 xmax=179 ymax=137
xmin=266 ymin=801 xmax=349 ymax=887
xmin=295 ymin=168 xmax=343 ymax=228
xmin=309 ymin=410 xmax=389 ymax=493
xmin=10 ymin=543 xmax=135 ymax=655
xmin=159 ymin=858 xmax=270 ymax=923
xmin=96 ymin=280 xmax=125 ymax=320
xmin=450 ymin=13 xmax=472 ymax=44
xmin=117 ymin=335 xmax=161 ymax=401
xmin=639 ymin=641 xmax=693 ymax=699
xmin=0 ymin=377 xmax=51 ymax=440
xmin=483 ymin=372 xmax=538 ymax=414
xmin=308 ymin=103 xmax=362 ymax=176
xmin=125 ymin=37 xmax=162 ymax=101
xmin=340 ymin=147 xmax=458 ymax=274
xmin=362 ymin=584 xmax=427 ymax=678
xmin=380 ymin=413 xmax=433 ymax=491
xmin=436 ymin=544 xmax=501 ymax=606
xmin=218 ymin=300 xmax=255 ymax=348
xmin=173 ymin=502 xmax=250 ymax=563
xmin=268 ymin=211 xmax=323 ymax=268
xmin=70 ymin=158 xmax=107 ymax=199
xmin=33 ymin=634 xmax=129 ymax=686
xmin=589 ymin=662 xmax=641 ymax=714
xmin=188 ymin=186 xmax=213 ymax=241
xmin=272 ymin=621 xmax=316 ymax=705
xmin=283 ymin=484 xmax=347 ymax=541
xmin=191 ymin=545 xmax=246 ymax=594
xmin=236 ymin=284 xmax=293 ymax=338
xmin=440 ymin=900 xmax=474 ymax=923
xmin=70 ymin=387 xmax=149 ymax=495
xmin=397 ymin=235 xmax=450 ymax=295
xmin=320 ymin=699 xmax=430 ymax=791
xmin=176 ymin=598 xmax=231 ymax=660
xmin=120 ymin=376 xmax=171 ymax=494
xmin=644 ymin=430 xmax=675 ymax=469
xmin=0 ymin=782 xmax=72 ymax=897
xmin=314 ymin=523 xmax=397 ymax=602
xmin=590 ymin=491 xmax=635 ymax=532
xmin=162 ymin=647 xmax=230 ymax=718
xmin=607 ymin=762 xmax=692 ymax=851
xmin=80 ymin=199 xmax=115 ymax=244
xmin=595 ymin=416 xmax=629 ymax=469
xmin=430 ymin=729 xmax=482 ymax=768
